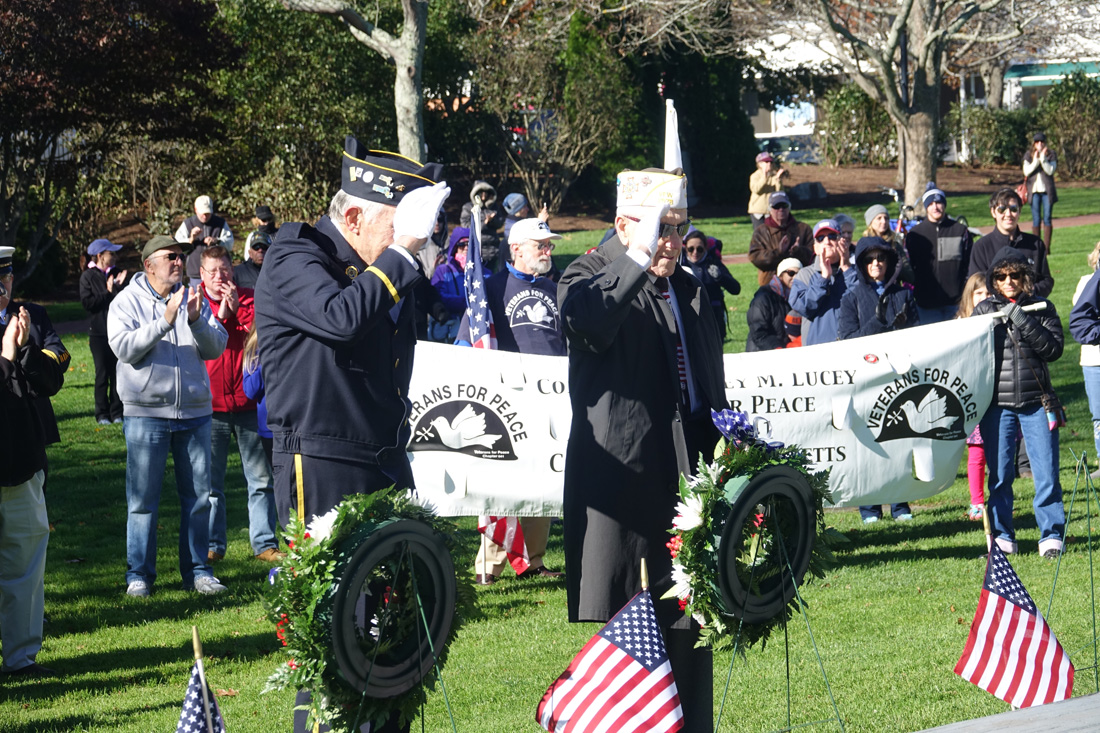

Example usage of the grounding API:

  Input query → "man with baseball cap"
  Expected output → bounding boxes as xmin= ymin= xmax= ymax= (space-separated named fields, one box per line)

xmin=559 ymin=167 xmax=727 ymax=732
xmin=904 ymin=182 xmax=974 ymax=324
xmin=107 ymin=235 xmax=228 ymax=598
xmin=748 ymin=190 xmax=814 ymax=286
xmin=80 ymin=238 xmax=128 ymax=423
xmin=174 ymin=195 xmax=234 ymax=281
xmin=748 ymin=151 xmax=789 ymax=230
xmin=254 ymin=135 xmax=448 ymax=733
xmin=456 ymin=218 xmax=566 ymax=585
xmin=789 ymin=218 xmax=858 ymax=345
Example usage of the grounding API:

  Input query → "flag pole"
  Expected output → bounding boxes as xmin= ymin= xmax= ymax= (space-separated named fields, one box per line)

xmin=640 ymin=558 xmax=649 ymax=591
xmin=192 ymin=625 xmax=215 ymax=733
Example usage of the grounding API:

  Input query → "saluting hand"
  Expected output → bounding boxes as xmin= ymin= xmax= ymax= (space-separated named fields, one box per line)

xmin=627 ymin=203 xmax=670 ymax=259
xmin=394 ymin=181 xmax=452 ymax=254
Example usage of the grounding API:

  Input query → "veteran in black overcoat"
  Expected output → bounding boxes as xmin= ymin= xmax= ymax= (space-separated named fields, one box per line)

xmin=558 ymin=168 xmax=727 ymax=732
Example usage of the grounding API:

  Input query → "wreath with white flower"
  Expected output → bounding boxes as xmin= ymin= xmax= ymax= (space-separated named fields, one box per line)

xmin=262 ymin=489 xmax=476 ymax=732
xmin=663 ymin=410 xmax=847 ymax=652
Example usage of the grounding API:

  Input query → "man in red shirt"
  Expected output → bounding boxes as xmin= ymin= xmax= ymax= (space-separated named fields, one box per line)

xmin=199 ymin=246 xmax=282 ymax=563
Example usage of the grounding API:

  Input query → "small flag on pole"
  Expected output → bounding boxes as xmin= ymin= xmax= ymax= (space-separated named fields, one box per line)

xmin=176 ymin=661 xmax=226 ymax=733
xmin=537 ymin=589 xmax=683 ymax=733
xmin=463 ymin=204 xmax=496 ymax=350
xmin=477 ymin=515 xmax=530 ymax=575
xmin=954 ymin=543 xmax=1074 ymax=708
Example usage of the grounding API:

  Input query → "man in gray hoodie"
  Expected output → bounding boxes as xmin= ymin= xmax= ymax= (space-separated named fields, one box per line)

xmin=107 ymin=235 xmax=228 ymax=597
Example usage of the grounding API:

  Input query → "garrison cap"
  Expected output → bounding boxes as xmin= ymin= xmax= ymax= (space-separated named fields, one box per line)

xmin=0 ymin=246 xmax=15 ymax=275
xmin=341 ymin=135 xmax=443 ymax=205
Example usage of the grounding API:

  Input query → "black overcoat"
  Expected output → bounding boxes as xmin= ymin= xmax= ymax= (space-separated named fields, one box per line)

xmin=558 ymin=235 xmax=728 ymax=623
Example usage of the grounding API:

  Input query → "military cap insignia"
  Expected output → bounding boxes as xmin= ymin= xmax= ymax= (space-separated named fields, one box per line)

xmin=341 ymin=134 xmax=443 ymax=206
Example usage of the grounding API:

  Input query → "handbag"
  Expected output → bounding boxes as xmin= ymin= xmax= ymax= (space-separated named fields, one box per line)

xmin=1005 ymin=318 xmax=1066 ymax=430
xmin=1015 ymin=181 xmax=1029 ymax=203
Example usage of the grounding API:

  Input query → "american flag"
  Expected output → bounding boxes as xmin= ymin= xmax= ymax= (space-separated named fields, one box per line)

xmin=176 ymin=661 xmax=226 ymax=733
xmin=478 ymin=515 xmax=530 ymax=575
xmin=537 ymin=590 xmax=683 ymax=733
xmin=954 ymin=544 xmax=1074 ymax=708
xmin=463 ymin=206 xmax=496 ymax=349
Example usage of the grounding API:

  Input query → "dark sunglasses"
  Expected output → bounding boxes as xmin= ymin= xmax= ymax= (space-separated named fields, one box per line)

xmin=686 ymin=246 xmax=707 ymax=254
xmin=814 ymin=233 xmax=838 ymax=243
xmin=770 ymin=204 xmax=790 ymax=211
xmin=995 ymin=204 xmax=1021 ymax=214
xmin=994 ymin=271 xmax=1023 ymax=282
xmin=782 ymin=270 xmax=799 ymax=277
xmin=156 ymin=252 xmax=184 ymax=262
xmin=251 ymin=243 xmax=270 ymax=251
xmin=867 ymin=253 xmax=889 ymax=263
xmin=622 ymin=215 xmax=692 ymax=239
xmin=531 ymin=242 xmax=555 ymax=252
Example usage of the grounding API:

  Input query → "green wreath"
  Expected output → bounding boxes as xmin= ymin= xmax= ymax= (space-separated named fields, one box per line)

xmin=263 ymin=488 xmax=476 ymax=732
xmin=663 ymin=410 xmax=848 ymax=652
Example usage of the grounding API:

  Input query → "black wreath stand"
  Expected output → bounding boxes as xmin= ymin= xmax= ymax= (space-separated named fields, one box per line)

xmin=713 ymin=482 xmax=845 ymax=732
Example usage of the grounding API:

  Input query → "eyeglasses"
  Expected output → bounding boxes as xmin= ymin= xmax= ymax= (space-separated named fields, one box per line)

xmin=622 ymin=216 xmax=692 ymax=239
xmin=203 ymin=267 xmax=233 ymax=278
xmin=993 ymin=271 xmax=1023 ymax=282
xmin=155 ymin=252 xmax=184 ymax=262
xmin=995 ymin=205 xmax=1021 ymax=214
xmin=251 ymin=243 xmax=269 ymax=252
xmin=782 ymin=270 xmax=799 ymax=278
xmin=528 ymin=241 xmax=555 ymax=252
xmin=814 ymin=233 xmax=839 ymax=242
xmin=867 ymin=253 xmax=889 ymax=263
xmin=686 ymin=246 xmax=706 ymax=255
xmin=770 ymin=204 xmax=790 ymax=211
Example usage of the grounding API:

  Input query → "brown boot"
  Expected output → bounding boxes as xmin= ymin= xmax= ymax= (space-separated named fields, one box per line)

xmin=1042 ymin=224 xmax=1052 ymax=253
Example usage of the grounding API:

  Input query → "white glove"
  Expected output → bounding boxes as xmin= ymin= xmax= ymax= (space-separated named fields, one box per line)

xmin=628 ymin=203 xmax=670 ymax=258
xmin=393 ymin=181 xmax=451 ymax=240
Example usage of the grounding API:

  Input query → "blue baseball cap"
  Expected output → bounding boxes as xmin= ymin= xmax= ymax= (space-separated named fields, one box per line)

xmin=87 ymin=238 xmax=122 ymax=256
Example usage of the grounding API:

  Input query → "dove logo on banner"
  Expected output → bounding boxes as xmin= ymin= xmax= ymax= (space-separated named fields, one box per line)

xmin=871 ymin=383 xmax=968 ymax=442
xmin=505 ymin=289 xmax=560 ymax=331
xmin=410 ymin=401 xmax=518 ymax=460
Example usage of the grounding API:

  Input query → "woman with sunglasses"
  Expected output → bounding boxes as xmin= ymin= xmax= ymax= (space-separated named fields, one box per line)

xmin=972 ymin=248 xmax=1065 ymax=557
xmin=968 ymin=188 xmax=1054 ymax=298
xmin=683 ymin=230 xmax=740 ymax=346
xmin=838 ymin=236 xmax=920 ymax=523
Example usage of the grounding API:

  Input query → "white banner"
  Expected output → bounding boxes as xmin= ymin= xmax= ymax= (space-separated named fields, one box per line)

xmin=408 ymin=317 xmax=996 ymax=515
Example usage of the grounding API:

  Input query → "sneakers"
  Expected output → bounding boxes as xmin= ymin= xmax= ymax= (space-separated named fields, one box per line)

xmin=967 ymin=504 xmax=984 ymax=521
xmin=254 ymin=548 xmax=287 ymax=563
xmin=126 ymin=580 xmax=150 ymax=597
xmin=96 ymin=418 xmax=111 ymax=426
xmin=895 ymin=513 xmax=914 ymax=522
xmin=862 ymin=516 xmax=879 ymax=524
xmin=192 ymin=576 xmax=228 ymax=595
xmin=1038 ymin=538 xmax=1064 ymax=559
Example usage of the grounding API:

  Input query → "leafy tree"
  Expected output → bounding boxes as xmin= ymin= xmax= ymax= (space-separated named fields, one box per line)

xmin=1042 ymin=71 xmax=1100 ymax=180
xmin=0 ymin=0 xmax=235 ymax=284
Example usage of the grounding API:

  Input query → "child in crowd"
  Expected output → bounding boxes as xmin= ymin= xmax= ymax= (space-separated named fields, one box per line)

xmin=958 ymin=273 xmax=990 ymax=519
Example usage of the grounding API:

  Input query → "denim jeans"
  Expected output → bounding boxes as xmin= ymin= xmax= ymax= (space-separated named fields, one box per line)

xmin=209 ymin=411 xmax=278 ymax=555
xmin=1031 ymin=192 xmax=1052 ymax=227
xmin=123 ymin=415 xmax=214 ymax=586
xmin=1083 ymin=366 xmax=1100 ymax=464
xmin=980 ymin=404 xmax=1064 ymax=547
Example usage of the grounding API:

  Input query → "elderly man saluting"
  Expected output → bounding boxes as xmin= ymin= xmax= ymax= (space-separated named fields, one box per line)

xmin=254 ymin=136 xmax=448 ymax=733
xmin=558 ymin=168 xmax=728 ymax=732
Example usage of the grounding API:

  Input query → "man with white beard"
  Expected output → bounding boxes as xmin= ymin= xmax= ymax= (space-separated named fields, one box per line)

xmin=456 ymin=217 xmax=566 ymax=583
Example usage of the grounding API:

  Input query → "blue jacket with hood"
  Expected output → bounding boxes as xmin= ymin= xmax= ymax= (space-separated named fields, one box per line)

xmin=837 ymin=236 xmax=919 ymax=340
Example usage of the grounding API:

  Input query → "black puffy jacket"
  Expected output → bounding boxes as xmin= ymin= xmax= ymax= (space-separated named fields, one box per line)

xmin=971 ymin=251 xmax=1063 ymax=409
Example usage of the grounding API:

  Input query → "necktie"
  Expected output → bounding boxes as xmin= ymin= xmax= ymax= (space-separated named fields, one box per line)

xmin=655 ymin=278 xmax=689 ymax=404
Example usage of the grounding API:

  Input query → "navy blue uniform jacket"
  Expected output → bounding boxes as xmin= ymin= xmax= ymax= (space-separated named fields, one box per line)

xmin=254 ymin=216 xmax=421 ymax=472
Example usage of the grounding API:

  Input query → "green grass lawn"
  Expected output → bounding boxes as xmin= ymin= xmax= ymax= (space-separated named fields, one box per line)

xmin=8 ymin=223 xmax=1100 ymax=731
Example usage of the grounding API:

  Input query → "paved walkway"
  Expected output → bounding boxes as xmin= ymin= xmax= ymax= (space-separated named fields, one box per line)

xmin=919 ymin=691 xmax=1100 ymax=732
xmin=723 ymin=212 xmax=1100 ymax=266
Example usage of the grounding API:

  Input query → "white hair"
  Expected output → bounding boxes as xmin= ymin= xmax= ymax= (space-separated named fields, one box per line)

xmin=327 ymin=190 xmax=388 ymax=228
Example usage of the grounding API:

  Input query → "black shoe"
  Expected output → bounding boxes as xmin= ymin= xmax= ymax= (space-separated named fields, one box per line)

xmin=475 ymin=574 xmax=496 ymax=586
xmin=2 ymin=662 xmax=58 ymax=678
xmin=517 ymin=566 xmax=563 ymax=580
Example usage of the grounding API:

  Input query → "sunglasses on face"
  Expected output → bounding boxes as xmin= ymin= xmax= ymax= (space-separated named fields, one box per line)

xmin=251 ymin=243 xmax=269 ymax=252
xmin=994 ymin=271 xmax=1023 ymax=282
xmin=530 ymin=241 xmax=555 ymax=252
xmin=686 ymin=246 xmax=706 ymax=255
xmin=157 ymin=252 xmax=184 ymax=262
xmin=867 ymin=253 xmax=889 ymax=263
xmin=622 ymin=216 xmax=692 ymax=239
xmin=770 ymin=204 xmax=790 ymax=211
xmin=995 ymin=205 xmax=1021 ymax=214
xmin=782 ymin=270 xmax=799 ymax=278
xmin=814 ymin=233 xmax=838 ymax=243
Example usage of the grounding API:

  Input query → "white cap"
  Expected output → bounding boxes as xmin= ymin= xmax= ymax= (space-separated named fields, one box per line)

xmin=194 ymin=195 xmax=214 ymax=215
xmin=616 ymin=169 xmax=687 ymax=210
xmin=776 ymin=257 xmax=803 ymax=274
xmin=508 ymin=218 xmax=562 ymax=245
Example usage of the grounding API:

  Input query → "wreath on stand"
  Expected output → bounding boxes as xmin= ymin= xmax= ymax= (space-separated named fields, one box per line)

xmin=664 ymin=410 xmax=848 ymax=652
xmin=263 ymin=489 xmax=476 ymax=732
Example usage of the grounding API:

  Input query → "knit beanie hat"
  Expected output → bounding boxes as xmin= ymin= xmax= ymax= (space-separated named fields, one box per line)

xmin=864 ymin=204 xmax=889 ymax=226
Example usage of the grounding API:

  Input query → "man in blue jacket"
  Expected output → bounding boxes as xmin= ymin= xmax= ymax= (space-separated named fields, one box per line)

xmin=789 ymin=219 xmax=858 ymax=345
